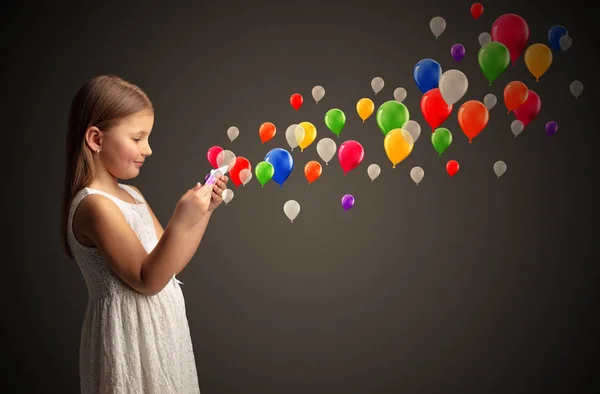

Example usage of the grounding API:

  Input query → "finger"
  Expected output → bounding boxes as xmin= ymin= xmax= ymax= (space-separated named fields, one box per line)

xmin=211 ymin=191 xmax=222 ymax=201
xmin=221 ymin=175 xmax=229 ymax=183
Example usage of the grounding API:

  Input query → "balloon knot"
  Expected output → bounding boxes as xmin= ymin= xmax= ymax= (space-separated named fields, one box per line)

xmin=469 ymin=140 xmax=472 ymax=144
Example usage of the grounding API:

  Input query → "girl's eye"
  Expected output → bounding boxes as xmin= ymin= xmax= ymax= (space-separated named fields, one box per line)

xmin=133 ymin=138 xmax=141 ymax=142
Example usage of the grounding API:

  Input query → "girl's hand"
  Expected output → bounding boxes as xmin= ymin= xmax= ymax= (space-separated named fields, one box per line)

xmin=208 ymin=175 xmax=229 ymax=211
xmin=171 ymin=181 xmax=214 ymax=230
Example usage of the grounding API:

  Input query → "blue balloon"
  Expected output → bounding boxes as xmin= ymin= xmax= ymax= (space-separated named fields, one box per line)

xmin=413 ymin=58 xmax=442 ymax=94
xmin=264 ymin=148 xmax=294 ymax=188
xmin=548 ymin=25 xmax=568 ymax=52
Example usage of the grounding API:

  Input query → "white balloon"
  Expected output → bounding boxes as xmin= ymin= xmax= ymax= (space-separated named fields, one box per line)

xmin=283 ymin=200 xmax=300 ymax=223
xmin=285 ymin=124 xmax=300 ymax=150
xmin=493 ymin=161 xmax=507 ymax=178
xmin=316 ymin=138 xmax=337 ymax=165
xmin=371 ymin=77 xmax=384 ymax=94
xmin=367 ymin=164 xmax=381 ymax=182
xmin=294 ymin=125 xmax=306 ymax=146
xmin=559 ymin=35 xmax=572 ymax=52
xmin=511 ymin=120 xmax=524 ymax=137
xmin=393 ymin=87 xmax=407 ymax=103
xmin=402 ymin=120 xmax=421 ymax=143
xmin=222 ymin=189 xmax=234 ymax=204
xmin=410 ymin=166 xmax=424 ymax=185
xmin=312 ymin=85 xmax=325 ymax=103
xmin=570 ymin=80 xmax=583 ymax=99
xmin=478 ymin=32 xmax=491 ymax=47
xmin=484 ymin=93 xmax=497 ymax=110
xmin=239 ymin=169 xmax=252 ymax=186
xmin=439 ymin=69 xmax=469 ymax=106
xmin=216 ymin=150 xmax=236 ymax=172
xmin=226 ymin=126 xmax=239 ymax=142
xmin=430 ymin=16 xmax=446 ymax=38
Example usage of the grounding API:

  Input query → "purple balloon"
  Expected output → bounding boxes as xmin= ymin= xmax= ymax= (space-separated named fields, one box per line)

xmin=545 ymin=121 xmax=558 ymax=136
xmin=341 ymin=194 xmax=355 ymax=211
xmin=451 ymin=44 xmax=465 ymax=62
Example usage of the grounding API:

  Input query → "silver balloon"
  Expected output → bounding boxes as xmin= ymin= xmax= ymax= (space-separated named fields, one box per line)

xmin=283 ymin=200 xmax=300 ymax=223
xmin=484 ymin=93 xmax=497 ymax=110
xmin=226 ymin=126 xmax=239 ymax=143
xmin=493 ymin=161 xmax=507 ymax=179
xmin=438 ymin=69 xmax=469 ymax=106
xmin=393 ymin=87 xmax=407 ymax=103
xmin=312 ymin=85 xmax=325 ymax=103
xmin=511 ymin=120 xmax=524 ymax=137
xmin=478 ymin=32 xmax=491 ymax=47
xmin=316 ymin=138 xmax=337 ymax=165
xmin=371 ymin=77 xmax=384 ymax=94
xmin=222 ymin=189 xmax=234 ymax=204
xmin=559 ymin=35 xmax=572 ymax=51
xmin=430 ymin=16 xmax=446 ymax=38
xmin=410 ymin=166 xmax=424 ymax=185
xmin=402 ymin=120 xmax=421 ymax=143
xmin=570 ymin=80 xmax=583 ymax=99
xmin=367 ymin=164 xmax=381 ymax=182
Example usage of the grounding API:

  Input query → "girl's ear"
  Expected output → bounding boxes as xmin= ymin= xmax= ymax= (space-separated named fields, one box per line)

xmin=84 ymin=126 xmax=103 ymax=153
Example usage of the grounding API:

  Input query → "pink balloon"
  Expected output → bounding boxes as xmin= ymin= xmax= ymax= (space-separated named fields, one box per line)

xmin=206 ymin=146 xmax=223 ymax=169
xmin=513 ymin=90 xmax=541 ymax=127
xmin=338 ymin=140 xmax=364 ymax=175
xmin=491 ymin=13 xmax=530 ymax=66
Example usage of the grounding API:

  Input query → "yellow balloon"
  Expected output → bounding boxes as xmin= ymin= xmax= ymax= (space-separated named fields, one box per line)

xmin=524 ymin=43 xmax=553 ymax=82
xmin=383 ymin=128 xmax=413 ymax=168
xmin=298 ymin=121 xmax=317 ymax=151
xmin=356 ymin=98 xmax=375 ymax=122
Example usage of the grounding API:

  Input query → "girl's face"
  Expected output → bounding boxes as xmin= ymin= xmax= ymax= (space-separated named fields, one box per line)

xmin=100 ymin=110 xmax=154 ymax=180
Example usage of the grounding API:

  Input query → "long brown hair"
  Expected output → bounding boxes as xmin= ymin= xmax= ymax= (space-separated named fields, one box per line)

xmin=60 ymin=75 xmax=153 ymax=259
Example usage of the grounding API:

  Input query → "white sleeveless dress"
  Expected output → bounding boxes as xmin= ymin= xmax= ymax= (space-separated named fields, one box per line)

xmin=67 ymin=183 xmax=201 ymax=393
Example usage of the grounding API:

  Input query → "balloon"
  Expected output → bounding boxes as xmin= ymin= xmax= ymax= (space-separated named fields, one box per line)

xmin=430 ymin=16 xmax=446 ymax=38
xmin=239 ymin=168 xmax=252 ymax=186
xmin=367 ymin=164 xmax=381 ymax=181
xmin=570 ymin=80 xmax=583 ymax=99
xmin=259 ymin=121 xmax=276 ymax=143
xmin=484 ymin=93 xmax=497 ymax=110
xmin=283 ymin=200 xmax=300 ymax=222
xmin=216 ymin=149 xmax=236 ymax=171
xmin=356 ymin=98 xmax=375 ymax=122
xmin=324 ymin=108 xmax=346 ymax=137
xmin=222 ymin=189 xmax=234 ymax=205
xmin=254 ymin=161 xmax=274 ymax=188
xmin=206 ymin=146 xmax=223 ymax=169
xmin=491 ymin=13 xmax=530 ymax=65
xmin=384 ymin=129 xmax=414 ymax=168
xmin=493 ymin=160 xmax=507 ymax=178
xmin=513 ymin=90 xmax=541 ymax=127
xmin=410 ymin=166 xmax=424 ymax=185
xmin=471 ymin=3 xmax=484 ymax=19
xmin=265 ymin=148 xmax=294 ymax=188
xmin=285 ymin=123 xmax=304 ymax=151
xmin=446 ymin=160 xmax=459 ymax=177
xmin=312 ymin=85 xmax=325 ymax=103
xmin=548 ymin=25 xmax=568 ymax=52
xmin=394 ymin=87 xmax=407 ymax=103
xmin=341 ymin=194 xmax=355 ymax=211
xmin=559 ymin=35 xmax=572 ymax=51
xmin=290 ymin=93 xmax=303 ymax=111
xmin=338 ymin=140 xmax=364 ymax=175
xmin=524 ymin=43 xmax=553 ymax=82
xmin=229 ymin=156 xmax=251 ymax=188
xmin=297 ymin=121 xmax=317 ymax=151
xmin=504 ymin=81 xmax=529 ymax=113
xmin=457 ymin=100 xmax=489 ymax=143
xmin=546 ymin=121 xmax=558 ymax=136
xmin=316 ymin=137 xmax=337 ymax=165
xmin=511 ymin=120 xmax=524 ymax=137
xmin=304 ymin=160 xmax=322 ymax=184
xmin=227 ymin=126 xmax=239 ymax=143
xmin=402 ymin=120 xmax=422 ymax=143
xmin=420 ymin=88 xmax=453 ymax=131
xmin=371 ymin=77 xmax=384 ymax=94
xmin=431 ymin=127 xmax=452 ymax=156
xmin=439 ymin=69 xmax=469 ymax=106
xmin=478 ymin=42 xmax=510 ymax=85
xmin=376 ymin=100 xmax=410 ymax=136
xmin=479 ymin=32 xmax=491 ymax=47
xmin=451 ymin=44 xmax=466 ymax=62
xmin=413 ymin=58 xmax=442 ymax=94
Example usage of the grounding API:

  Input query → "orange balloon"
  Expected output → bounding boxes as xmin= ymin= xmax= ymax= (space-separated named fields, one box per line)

xmin=259 ymin=122 xmax=276 ymax=143
xmin=504 ymin=81 xmax=529 ymax=113
xmin=457 ymin=100 xmax=489 ymax=143
xmin=304 ymin=160 xmax=322 ymax=184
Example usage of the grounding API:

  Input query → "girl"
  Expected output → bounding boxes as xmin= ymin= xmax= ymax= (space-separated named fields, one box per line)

xmin=60 ymin=75 xmax=228 ymax=393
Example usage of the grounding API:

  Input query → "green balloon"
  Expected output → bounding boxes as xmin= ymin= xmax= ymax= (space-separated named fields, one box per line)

xmin=431 ymin=127 xmax=452 ymax=156
xmin=478 ymin=41 xmax=510 ymax=85
xmin=255 ymin=161 xmax=274 ymax=188
xmin=324 ymin=108 xmax=346 ymax=137
xmin=376 ymin=100 xmax=410 ymax=136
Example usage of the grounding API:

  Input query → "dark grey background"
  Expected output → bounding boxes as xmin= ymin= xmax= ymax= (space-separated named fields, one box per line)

xmin=4 ymin=0 xmax=599 ymax=392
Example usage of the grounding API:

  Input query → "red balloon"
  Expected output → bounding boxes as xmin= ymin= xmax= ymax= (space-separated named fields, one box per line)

xmin=470 ymin=3 xmax=483 ymax=19
xmin=338 ymin=140 xmax=364 ymax=175
xmin=420 ymin=88 xmax=453 ymax=132
xmin=446 ymin=160 xmax=459 ymax=177
xmin=290 ymin=93 xmax=303 ymax=111
xmin=513 ymin=90 xmax=541 ymax=127
xmin=207 ymin=146 xmax=223 ymax=169
xmin=229 ymin=156 xmax=251 ymax=188
xmin=491 ymin=13 xmax=530 ymax=66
